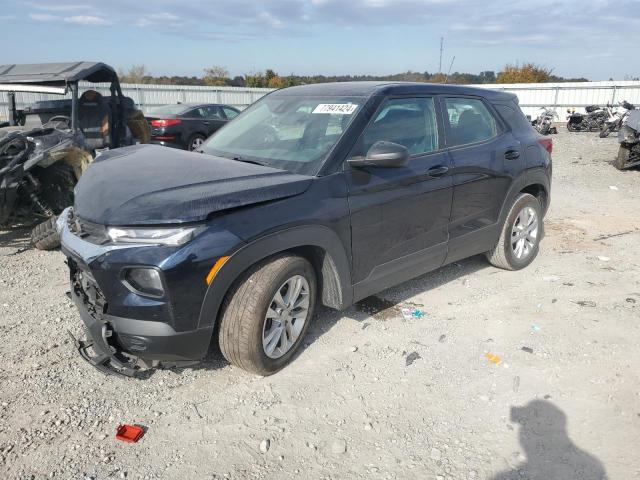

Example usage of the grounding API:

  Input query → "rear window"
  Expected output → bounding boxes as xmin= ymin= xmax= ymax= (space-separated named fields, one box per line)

xmin=444 ymin=97 xmax=497 ymax=146
xmin=494 ymin=102 xmax=535 ymax=134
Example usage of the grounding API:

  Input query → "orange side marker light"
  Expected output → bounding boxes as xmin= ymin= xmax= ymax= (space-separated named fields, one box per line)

xmin=206 ymin=256 xmax=230 ymax=285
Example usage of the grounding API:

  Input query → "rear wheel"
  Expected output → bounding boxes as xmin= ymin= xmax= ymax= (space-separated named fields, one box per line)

xmin=188 ymin=134 xmax=206 ymax=151
xmin=218 ymin=254 xmax=316 ymax=375
xmin=567 ymin=121 xmax=579 ymax=132
xmin=486 ymin=193 xmax=542 ymax=271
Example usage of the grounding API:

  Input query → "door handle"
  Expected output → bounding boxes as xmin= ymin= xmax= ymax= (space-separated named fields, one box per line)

xmin=426 ymin=166 xmax=449 ymax=177
xmin=504 ymin=149 xmax=520 ymax=160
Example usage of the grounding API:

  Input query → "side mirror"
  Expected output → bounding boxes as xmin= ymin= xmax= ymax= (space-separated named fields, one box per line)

xmin=348 ymin=141 xmax=409 ymax=168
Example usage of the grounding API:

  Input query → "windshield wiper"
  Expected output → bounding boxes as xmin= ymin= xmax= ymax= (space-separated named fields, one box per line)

xmin=231 ymin=156 xmax=271 ymax=167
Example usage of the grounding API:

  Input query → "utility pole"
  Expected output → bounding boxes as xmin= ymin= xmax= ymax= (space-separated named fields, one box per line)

xmin=439 ymin=37 xmax=444 ymax=73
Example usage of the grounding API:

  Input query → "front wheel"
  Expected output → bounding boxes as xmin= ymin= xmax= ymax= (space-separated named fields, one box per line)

xmin=486 ymin=193 xmax=542 ymax=271
xmin=218 ymin=254 xmax=316 ymax=375
xmin=31 ymin=216 xmax=60 ymax=250
xmin=615 ymin=145 xmax=632 ymax=170
xmin=599 ymin=125 xmax=613 ymax=138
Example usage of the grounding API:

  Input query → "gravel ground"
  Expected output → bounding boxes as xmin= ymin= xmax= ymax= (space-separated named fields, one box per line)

xmin=1 ymin=129 xmax=639 ymax=480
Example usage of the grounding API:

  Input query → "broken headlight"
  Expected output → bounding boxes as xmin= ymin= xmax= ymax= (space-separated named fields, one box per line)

xmin=107 ymin=226 xmax=204 ymax=246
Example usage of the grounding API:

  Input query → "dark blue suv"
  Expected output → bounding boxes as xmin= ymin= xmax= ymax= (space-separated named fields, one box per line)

xmin=59 ymin=82 xmax=552 ymax=377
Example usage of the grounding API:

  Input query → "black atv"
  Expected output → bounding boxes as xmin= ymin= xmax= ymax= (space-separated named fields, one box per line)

xmin=0 ymin=62 xmax=149 ymax=249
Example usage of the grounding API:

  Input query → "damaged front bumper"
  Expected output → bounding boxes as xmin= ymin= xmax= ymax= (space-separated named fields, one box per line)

xmin=58 ymin=208 xmax=214 ymax=378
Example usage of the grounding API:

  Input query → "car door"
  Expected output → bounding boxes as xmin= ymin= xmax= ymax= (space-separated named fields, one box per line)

xmin=200 ymin=106 xmax=227 ymax=136
xmin=441 ymin=96 xmax=524 ymax=263
xmin=344 ymin=96 xmax=453 ymax=300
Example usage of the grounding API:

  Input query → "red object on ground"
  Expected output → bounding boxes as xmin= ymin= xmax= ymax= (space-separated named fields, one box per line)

xmin=115 ymin=424 xmax=145 ymax=443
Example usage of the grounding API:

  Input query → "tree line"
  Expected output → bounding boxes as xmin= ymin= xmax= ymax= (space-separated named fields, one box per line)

xmin=118 ymin=63 xmax=588 ymax=88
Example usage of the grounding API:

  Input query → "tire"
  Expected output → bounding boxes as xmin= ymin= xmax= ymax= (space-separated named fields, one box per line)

xmin=218 ymin=254 xmax=317 ymax=375
xmin=187 ymin=134 xmax=206 ymax=151
xmin=615 ymin=145 xmax=631 ymax=170
xmin=566 ymin=121 xmax=579 ymax=132
xmin=599 ymin=126 xmax=612 ymax=138
xmin=31 ymin=216 xmax=60 ymax=251
xmin=486 ymin=193 xmax=543 ymax=271
xmin=540 ymin=124 xmax=550 ymax=135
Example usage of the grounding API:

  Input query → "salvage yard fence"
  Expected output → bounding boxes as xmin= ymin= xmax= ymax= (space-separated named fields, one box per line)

xmin=2 ymin=80 xmax=640 ymax=122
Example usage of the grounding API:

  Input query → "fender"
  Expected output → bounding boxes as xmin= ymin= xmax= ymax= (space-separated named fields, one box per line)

xmin=197 ymin=224 xmax=353 ymax=330
xmin=497 ymin=167 xmax=550 ymax=227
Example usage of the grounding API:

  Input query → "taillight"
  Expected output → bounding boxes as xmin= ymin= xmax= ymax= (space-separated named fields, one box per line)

xmin=150 ymin=119 xmax=182 ymax=128
xmin=538 ymin=137 xmax=553 ymax=154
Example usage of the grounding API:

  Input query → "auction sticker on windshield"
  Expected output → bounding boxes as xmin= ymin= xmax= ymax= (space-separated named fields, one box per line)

xmin=313 ymin=104 xmax=358 ymax=114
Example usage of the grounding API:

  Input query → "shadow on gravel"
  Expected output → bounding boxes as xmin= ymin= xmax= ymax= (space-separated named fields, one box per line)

xmin=491 ymin=400 xmax=608 ymax=480
xmin=0 ymin=226 xmax=32 ymax=254
xmin=303 ymin=254 xmax=489 ymax=346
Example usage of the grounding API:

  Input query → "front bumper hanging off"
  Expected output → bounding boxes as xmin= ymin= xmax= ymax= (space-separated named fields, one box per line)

xmin=68 ymin=329 xmax=142 ymax=378
xmin=68 ymin=287 xmax=146 ymax=378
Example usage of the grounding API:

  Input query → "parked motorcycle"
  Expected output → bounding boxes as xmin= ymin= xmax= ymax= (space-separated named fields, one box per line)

xmin=600 ymin=101 xmax=635 ymax=138
xmin=615 ymin=109 xmax=640 ymax=170
xmin=532 ymin=107 xmax=558 ymax=135
xmin=566 ymin=105 xmax=607 ymax=132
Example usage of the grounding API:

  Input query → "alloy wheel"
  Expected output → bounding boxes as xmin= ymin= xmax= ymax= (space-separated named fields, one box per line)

xmin=262 ymin=275 xmax=310 ymax=359
xmin=190 ymin=137 xmax=204 ymax=151
xmin=511 ymin=206 xmax=539 ymax=260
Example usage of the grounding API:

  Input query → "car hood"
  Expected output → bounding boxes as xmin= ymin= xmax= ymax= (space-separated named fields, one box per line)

xmin=74 ymin=144 xmax=313 ymax=225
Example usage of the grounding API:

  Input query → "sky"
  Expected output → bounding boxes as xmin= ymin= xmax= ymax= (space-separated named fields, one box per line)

xmin=1 ymin=0 xmax=639 ymax=80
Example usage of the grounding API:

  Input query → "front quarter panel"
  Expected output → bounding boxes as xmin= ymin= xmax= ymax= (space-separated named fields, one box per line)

xmin=198 ymin=174 xmax=353 ymax=330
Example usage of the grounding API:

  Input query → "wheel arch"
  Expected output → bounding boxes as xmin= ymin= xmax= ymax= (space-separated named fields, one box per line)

xmin=197 ymin=225 xmax=353 ymax=331
xmin=498 ymin=171 xmax=550 ymax=228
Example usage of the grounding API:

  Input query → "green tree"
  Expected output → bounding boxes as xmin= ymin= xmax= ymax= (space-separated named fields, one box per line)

xmin=244 ymin=72 xmax=265 ymax=88
xmin=497 ymin=63 xmax=552 ymax=84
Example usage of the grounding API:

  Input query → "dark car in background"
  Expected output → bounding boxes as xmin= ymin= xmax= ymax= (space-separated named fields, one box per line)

xmin=145 ymin=103 xmax=240 ymax=151
xmin=60 ymin=82 xmax=551 ymax=378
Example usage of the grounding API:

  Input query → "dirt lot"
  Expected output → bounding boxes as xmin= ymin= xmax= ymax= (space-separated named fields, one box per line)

xmin=1 ymin=129 xmax=639 ymax=480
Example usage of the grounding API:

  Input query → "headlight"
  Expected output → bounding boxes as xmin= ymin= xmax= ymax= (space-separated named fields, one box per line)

xmin=107 ymin=226 xmax=204 ymax=245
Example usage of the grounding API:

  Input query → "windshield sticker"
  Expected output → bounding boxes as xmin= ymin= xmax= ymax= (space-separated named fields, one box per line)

xmin=312 ymin=103 xmax=358 ymax=115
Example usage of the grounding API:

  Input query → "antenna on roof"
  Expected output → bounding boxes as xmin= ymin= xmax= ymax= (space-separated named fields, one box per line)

xmin=439 ymin=37 xmax=444 ymax=73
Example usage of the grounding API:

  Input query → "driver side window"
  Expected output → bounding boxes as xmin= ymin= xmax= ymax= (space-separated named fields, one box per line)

xmin=354 ymin=97 xmax=439 ymax=157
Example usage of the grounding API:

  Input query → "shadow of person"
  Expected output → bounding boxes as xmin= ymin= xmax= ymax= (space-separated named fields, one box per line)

xmin=492 ymin=400 xmax=608 ymax=480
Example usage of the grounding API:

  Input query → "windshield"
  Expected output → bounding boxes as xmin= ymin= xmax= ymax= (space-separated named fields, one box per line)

xmin=145 ymin=104 xmax=189 ymax=116
xmin=201 ymin=95 xmax=363 ymax=175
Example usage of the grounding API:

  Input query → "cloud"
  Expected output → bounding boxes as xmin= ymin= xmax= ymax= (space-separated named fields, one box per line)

xmin=29 ymin=13 xmax=58 ymax=21
xmin=64 ymin=15 xmax=110 ymax=25
xmin=134 ymin=12 xmax=182 ymax=28
xmin=29 ymin=11 xmax=110 ymax=25
xmin=27 ymin=2 xmax=92 ymax=12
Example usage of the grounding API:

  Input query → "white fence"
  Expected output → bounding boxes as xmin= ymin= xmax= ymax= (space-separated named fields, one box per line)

xmin=2 ymin=80 xmax=640 ymax=122
xmin=0 ymin=83 xmax=274 ymax=120
xmin=474 ymin=81 xmax=640 ymax=119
